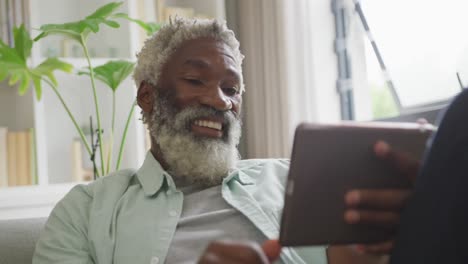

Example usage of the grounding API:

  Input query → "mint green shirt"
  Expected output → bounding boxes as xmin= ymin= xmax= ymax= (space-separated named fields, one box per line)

xmin=33 ymin=152 xmax=327 ymax=264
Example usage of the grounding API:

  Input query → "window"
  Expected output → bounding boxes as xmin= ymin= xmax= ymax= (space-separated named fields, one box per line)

xmin=360 ymin=0 xmax=467 ymax=119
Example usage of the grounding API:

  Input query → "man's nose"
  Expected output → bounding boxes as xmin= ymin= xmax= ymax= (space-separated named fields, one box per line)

xmin=199 ymin=87 xmax=232 ymax=111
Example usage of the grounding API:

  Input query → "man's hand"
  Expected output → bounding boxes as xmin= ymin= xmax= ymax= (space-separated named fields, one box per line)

xmin=198 ymin=239 xmax=281 ymax=264
xmin=343 ymin=140 xmax=420 ymax=255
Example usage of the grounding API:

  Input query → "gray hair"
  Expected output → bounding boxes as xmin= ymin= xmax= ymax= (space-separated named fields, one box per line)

xmin=133 ymin=17 xmax=245 ymax=92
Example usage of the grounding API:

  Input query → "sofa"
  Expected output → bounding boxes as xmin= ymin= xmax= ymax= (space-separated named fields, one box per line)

xmin=0 ymin=218 xmax=47 ymax=264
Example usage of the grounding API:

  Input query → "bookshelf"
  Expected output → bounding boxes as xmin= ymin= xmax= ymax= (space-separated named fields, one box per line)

xmin=0 ymin=0 xmax=226 ymax=220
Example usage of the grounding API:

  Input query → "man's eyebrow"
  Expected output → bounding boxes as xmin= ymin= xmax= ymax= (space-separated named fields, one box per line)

xmin=182 ymin=58 xmax=240 ymax=80
xmin=225 ymin=69 xmax=241 ymax=82
xmin=182 ymin=59 xmax=211 ymax=69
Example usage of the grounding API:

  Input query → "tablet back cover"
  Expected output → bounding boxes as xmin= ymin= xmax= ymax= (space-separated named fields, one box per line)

xmin=279 ymin=122 xmax=434 ymax=246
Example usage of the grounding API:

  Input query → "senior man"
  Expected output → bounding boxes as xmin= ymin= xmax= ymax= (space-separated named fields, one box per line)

xmin=33 ymin=17 xmax=412 ymax=264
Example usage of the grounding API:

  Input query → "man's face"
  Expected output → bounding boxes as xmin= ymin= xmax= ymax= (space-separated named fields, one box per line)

xmin=141 ymin=37 xmax=243 ymax=186
xmin=158 ymin=37 xmax=242 ymax=131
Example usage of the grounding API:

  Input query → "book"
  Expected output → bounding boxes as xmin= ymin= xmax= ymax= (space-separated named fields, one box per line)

xmin=30 ymin=128 xmax=37 ymax=185
xmin=0 ymin=127 xmax=8 ymax=187
xmin=72 ymin=139 xmax=93 ymax=182
xmin=7 ymin=132 xmax=17 ymax=186
xmin=16 ymin=131 xmax=31 ymax=186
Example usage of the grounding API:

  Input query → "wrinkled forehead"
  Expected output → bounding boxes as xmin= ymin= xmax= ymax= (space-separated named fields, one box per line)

xmin=166 ymin=37 xmax=240 ymax=71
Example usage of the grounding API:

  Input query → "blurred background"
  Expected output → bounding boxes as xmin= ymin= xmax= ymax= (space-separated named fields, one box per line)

xmin=0 ymin=0 xmax=466 ymax=219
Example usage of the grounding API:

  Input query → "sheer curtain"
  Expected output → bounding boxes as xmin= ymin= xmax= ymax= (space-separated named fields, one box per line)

xmin=230 ymin=0 xmax=349 ymax=159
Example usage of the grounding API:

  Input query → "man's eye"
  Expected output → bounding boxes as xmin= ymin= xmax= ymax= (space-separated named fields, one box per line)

xmin=184 ymin=78 xmax=203 ymax=86
xmin=222 ymin=87 xmax=239 ymax=96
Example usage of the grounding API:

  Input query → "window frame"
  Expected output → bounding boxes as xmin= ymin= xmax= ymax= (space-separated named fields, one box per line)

xmin=336 ymin=0 xmax=462 ymax=123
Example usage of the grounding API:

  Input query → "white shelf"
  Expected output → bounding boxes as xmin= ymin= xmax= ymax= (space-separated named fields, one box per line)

xmin=0 ymin=182 xmax=80 ymax=220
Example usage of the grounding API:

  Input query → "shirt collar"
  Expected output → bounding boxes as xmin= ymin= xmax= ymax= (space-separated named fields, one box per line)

xmin=136 ymin=152 xmax=255 ymax=196
xmin=136 ymin=151 xmax=177 ymax=196
xmin=224 ymin=169 xmax=255 ymax=185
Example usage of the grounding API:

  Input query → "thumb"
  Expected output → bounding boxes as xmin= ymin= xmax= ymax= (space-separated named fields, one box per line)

xmin=261 ymin=239 xmax=282 ymax=262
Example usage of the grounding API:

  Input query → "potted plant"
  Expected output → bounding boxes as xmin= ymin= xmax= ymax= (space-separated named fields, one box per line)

xmin=0 ymin=2 xmax=160 ymax=178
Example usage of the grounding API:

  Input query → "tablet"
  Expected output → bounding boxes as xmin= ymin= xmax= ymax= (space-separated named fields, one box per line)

xmin=279 ymin=122 xmax=435 ymax=246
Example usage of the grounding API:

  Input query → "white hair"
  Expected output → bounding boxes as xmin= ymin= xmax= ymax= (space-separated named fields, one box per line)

xmin=133 ymin=16 xmax=245 ymax=92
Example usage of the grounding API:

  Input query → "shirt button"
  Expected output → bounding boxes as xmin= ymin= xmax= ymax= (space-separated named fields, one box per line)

xmin=150 ymin=256 xmax=159 ymax=264
xmin=169 ymin=210 xmax=177 ymax=217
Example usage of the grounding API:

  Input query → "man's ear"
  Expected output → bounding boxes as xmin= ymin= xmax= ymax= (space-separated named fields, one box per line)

xmin=137 ymin=81 xmax=154 ymax=113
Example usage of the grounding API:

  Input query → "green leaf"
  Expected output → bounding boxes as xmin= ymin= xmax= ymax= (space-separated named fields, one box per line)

xmin=18 ymin=73 xmax=31 ymax=95
xmin=32 ymin=75 xmax=42 ymax=100
xmin=0 ymin=28 xmax=32 ymax=94
xmin=34 ymin=22 xmax=85 ymax=42
xmin=145 ymin=22 xmax=161 ymax=35
xmin=113 ymin=13 xmax=161 ymax=36
xmin=103 ymin=20 xmax=120 ymax=28
xmin=86 ymin=2 xmax=123 ymax=19
xmin=0 ymin=26 xmax=73 ymax=100
xmin=83 ymin=19 xmax=100 ymax=33
xmin=78 ymin=60 xmax=134 ymax=92
xmin=34 ymin=2 xmax=124 ymax=42
xmin=0 ymin=39 xmax=25 ymax=67
xmin=0 ymin=69 xmax=7 ymax=81
xmin=33 ymin=58 xmax=73 ymax=86
xmin=13 ymin=24 xmax=33 ymax=61
xmin=8 ymin=72 xmax=21 ymax=86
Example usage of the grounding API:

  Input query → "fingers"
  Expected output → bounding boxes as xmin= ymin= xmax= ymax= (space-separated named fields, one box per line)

xmin=345 ymin=189 xmax=412 ymax=210
xmin=355 ymin=240 xmax=394 ymax=255
xmin=344 ymin=209 xmax=400 ymax=227
xmin=261 ymin=239 xmax=281 ymax=262
xmin=374 ymin=141 xmax=420 ymax=182
xmin=416 ymin=118 xmax=428 ymax=125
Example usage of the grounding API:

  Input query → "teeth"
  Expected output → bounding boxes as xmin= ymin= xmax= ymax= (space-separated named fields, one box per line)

xmin=194 ymin=120 xmax=222 ymax=130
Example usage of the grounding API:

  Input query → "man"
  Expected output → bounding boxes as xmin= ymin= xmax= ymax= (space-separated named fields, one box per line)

xmin=33 ymin=17 xmax=413 ymax=264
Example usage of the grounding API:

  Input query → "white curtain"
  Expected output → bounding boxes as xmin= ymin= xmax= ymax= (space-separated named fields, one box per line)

xmin=234 ymin=0 xmax=348 ymax=159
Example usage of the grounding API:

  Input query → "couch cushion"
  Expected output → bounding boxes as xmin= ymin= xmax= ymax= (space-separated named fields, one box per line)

xmin=0 ymin=218 xmax=47 ymax=264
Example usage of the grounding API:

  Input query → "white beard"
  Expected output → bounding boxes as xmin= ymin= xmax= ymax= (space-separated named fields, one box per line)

xmin=147 ymin=90 xmax=241 ymax=187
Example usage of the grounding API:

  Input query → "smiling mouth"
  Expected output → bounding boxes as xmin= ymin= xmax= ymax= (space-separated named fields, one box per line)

xmin=192 ymin=119 xmax=224 ymax=138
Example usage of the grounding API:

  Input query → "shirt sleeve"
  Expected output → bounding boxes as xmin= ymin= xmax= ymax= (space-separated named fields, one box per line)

xmin=32 ymin=184 xmax=95 ymax=264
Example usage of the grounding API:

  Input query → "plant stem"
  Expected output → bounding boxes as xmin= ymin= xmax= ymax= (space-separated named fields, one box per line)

xmin=40 ymin=77 xmax=92 ymax=156
xmin=116 ymin=99 xmax=136 ymax=171
xmin=105 ymin=92 xmax=116 ymax=174
xmin=112 ymin=92 xmax=116 ymax=133
xmin=81 ymin=36 xmax=105 ymax=176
